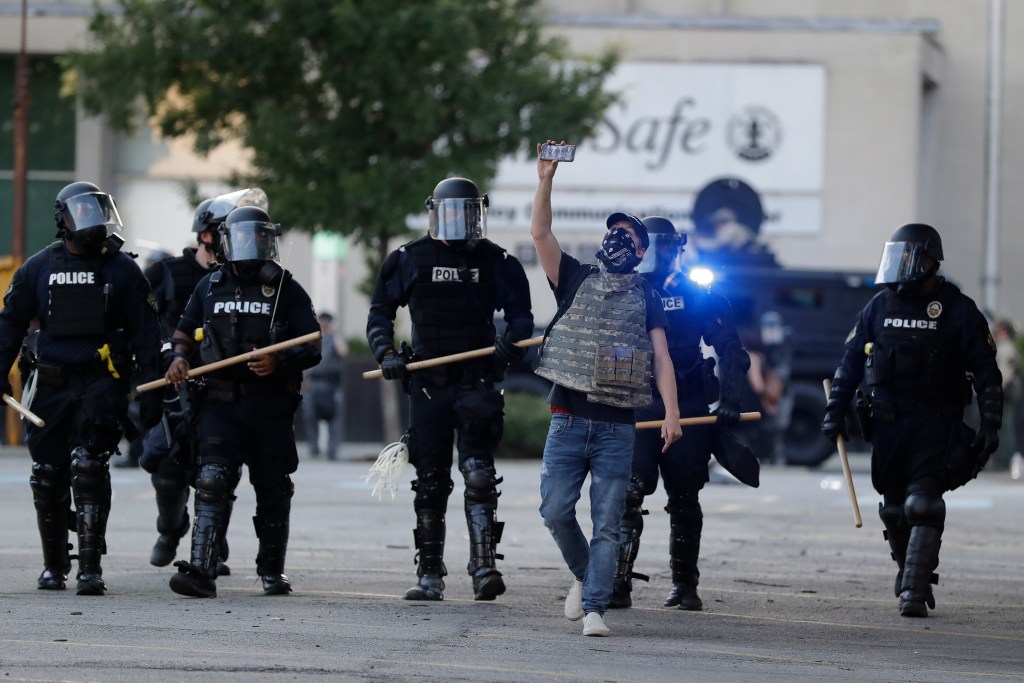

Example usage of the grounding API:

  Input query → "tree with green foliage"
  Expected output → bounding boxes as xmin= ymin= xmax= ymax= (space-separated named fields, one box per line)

xmin=63 ymin=0 xmax=618 ymax=283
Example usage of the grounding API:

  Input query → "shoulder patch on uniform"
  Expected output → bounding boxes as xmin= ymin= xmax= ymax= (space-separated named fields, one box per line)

xmin=147 ymin=292 xmax=159 ymax=314
xmin=987 ymin=331 xmax=996 ymax=350
xmin=845 ymin=323 xmax=858 ymax=345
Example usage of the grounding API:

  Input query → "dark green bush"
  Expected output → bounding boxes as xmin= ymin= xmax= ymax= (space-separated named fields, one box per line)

xmin=497 ymin=391 xmax=551 ymax=459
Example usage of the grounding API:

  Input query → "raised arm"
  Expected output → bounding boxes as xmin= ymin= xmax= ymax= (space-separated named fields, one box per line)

xmin=531 ymin=140 xmax=565 ymax=287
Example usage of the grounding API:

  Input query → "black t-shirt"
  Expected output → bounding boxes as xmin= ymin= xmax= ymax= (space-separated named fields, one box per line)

xmin=546 ymin=252 xmax=667 ymax=424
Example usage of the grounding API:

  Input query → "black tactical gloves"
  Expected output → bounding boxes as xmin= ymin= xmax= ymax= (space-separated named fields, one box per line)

xmin=380 ymin=350 xmax=409 ymax=382
xmin=494 ymin=332 xmax=526 ymax=365
xmin=713 ymin=398 xmax=741 ymax=427
xmin=970 ymin=423 xmax=999 ymax=474
xmin=821 ymin=410 xmax=849 ymax=444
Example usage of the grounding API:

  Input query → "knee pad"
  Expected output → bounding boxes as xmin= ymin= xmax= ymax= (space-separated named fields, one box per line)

xmin=70 ymin=448 xmax=111 ymax=500
xmin=624 ymin=477 xmax=646 ymax=520
xmin=878 ymin=501 xmax=906 ymax=531
xmin=30 ymin=462 xmax=69 ymax=508
xmin=197 ymin=437 xmax=228 ymax=463
xmin=460 ymin=458 xmax=501 ymax=504
xmin=254 ymin=475 xmax=294 ymax=520
xmin=904 ymin=493 xmax=945 ymax=529
xmin=195 ymin=463 xmax=232 ymax=505
xmin=665 ymin=489 xmax=701 ymax=518
xmin=412 ymin=465 xmax=454 ymax=512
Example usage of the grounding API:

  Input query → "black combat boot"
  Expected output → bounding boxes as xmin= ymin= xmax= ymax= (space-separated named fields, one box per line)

xmin=466 ymin=502 xmax=505 ymax=601
xmin=70 ymin=450 xmax=111 ymax=597
xmin=150 ymin=471 xmax=192 ymax=565
xmin=169 ymin=501 xmax=222 ymax=598
xmin=216 ymin=497 xmax=235 ymax=577
xmin=879 ymin=501 xmax=910 ymax=598
xmin=609 ymin=509 xmax=648 ymax=609
xmin=899 ymin=526 xmax=941 ymax=618
xmin=31 ymin=463 xmax=73 ymax=591
xmin=664 ymin=492 xmax=703 ymax=611
xmin=404 ymin=509 xmax=446 ymax=601
xmin=255 ymin=516 xmax=292 ymax=596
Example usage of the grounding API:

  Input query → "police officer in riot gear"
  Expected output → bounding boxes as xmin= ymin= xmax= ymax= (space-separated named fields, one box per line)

xmin=141 ymin=191 xmax=266 ymax=570
xmin=0 ymin=181 xmax=163 ymax=595
xmin=164 ymin=205 xmax=320 ymax=598
xmin=367 ymin=176 xmax=533 ymax=602
xmin=822 ymin=223 xmax=1001 ymax=618
xmin=608 ymin=216 xmax=750 ymax=611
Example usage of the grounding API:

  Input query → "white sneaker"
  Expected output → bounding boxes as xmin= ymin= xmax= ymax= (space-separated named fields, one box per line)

xmin=564 ymin=579 xmax=583 ymax=621
xmin=583 ymin=611 xmax=610 ymax=637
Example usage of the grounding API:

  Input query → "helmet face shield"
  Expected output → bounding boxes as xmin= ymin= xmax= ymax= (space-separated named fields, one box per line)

xmin=875 ymin=241 xmax=934 ymax=284
xmin=638 ymin=232 xmax=682 ymax=274
xmin=204 ymin=188 xmax=269 ymax=227
xmin=63 ymin=193 xmax=122 ymax=234
xmin=428 ymin=197 xmax=487 ymax=241
xmin=222 ymin=221 xmax=280 ymax=262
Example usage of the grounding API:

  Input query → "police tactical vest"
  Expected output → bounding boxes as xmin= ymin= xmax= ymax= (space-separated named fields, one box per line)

xmin=200 ymin=271 xmax=278 ymax=376
xmin=649 ymin=273 xmax=707 ymax=376
xmin=865 ymin=282 xmax=967 ymax=400
xmin=45 ymin=242 xmax=108 ymax=338
xmin=536 ymin=269 xmax=653 ymax=408
xmin=405 ymin=237 xmax=499 ymax=358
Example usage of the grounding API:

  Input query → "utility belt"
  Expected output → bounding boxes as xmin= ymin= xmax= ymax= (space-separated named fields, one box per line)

xmin=417 ymin=360 xmax=497 ymax=389
xmin=865 ymin=395 xmax=963 ymax=423
xmin=33 ymin=359 xmax=116 ymax=389
xmin=204 ymin=377 xmax=300 ymax=402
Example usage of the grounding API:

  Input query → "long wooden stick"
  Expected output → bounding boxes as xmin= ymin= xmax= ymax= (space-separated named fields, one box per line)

xmin=635 ymin=411 xmax=761 ymax=430
xmin=362 ymin=336 xmax=546 ymax=379
xmin=3 ymin=393 xmax=44 ymax=427
xmin=136 ymin=331 xmax=322 ymax=393
xmin=823 ymin=379 xmax=863 ymax=528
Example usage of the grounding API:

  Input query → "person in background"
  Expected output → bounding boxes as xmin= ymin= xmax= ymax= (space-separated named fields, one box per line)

xmin=303 ymin=312 xmax=347 ymax=460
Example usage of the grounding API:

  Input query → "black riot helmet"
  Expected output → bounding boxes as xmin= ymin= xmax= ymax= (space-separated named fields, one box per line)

xmin=54 ymin=181 xmax=124 ymax=256
xmin=874 ymin=223 xmax=944 ymax=285
xmin=220 ymin=206 xmax=281 ymax=263
xmin=638 ymin=216 xmax=686 ymax=274
xmin=196 ymin=188 xmax=268 ymax=260
xmin=425 ymin=177 xmax=488 ymax=243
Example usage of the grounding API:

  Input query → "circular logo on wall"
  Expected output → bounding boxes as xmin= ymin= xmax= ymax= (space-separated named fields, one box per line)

xmin=727 ymin=106 xmax=783 ymax=162
xmin=927 ymin=301 xmax=943 ymax=318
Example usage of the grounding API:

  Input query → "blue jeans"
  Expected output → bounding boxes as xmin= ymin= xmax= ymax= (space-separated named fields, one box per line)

xmin=539 ymin=414 xmax=634 ymax=614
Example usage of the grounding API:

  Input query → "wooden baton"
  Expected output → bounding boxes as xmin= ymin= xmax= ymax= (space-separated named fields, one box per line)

xmin=823 ymin=378 xmax=863 ymax=528
xmin=634 ymin=411 xmax=762 ymax=430
xmin=3 ymin=393 xmax=45 ymax=427
xmin=362 ymin=336 xmax=546 ymax=380
xmin=136 ymin=331 xmax=322 ymax=393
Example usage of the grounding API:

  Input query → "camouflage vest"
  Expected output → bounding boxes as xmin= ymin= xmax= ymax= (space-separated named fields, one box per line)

xmin=536 ymin=269 xmax=653 ymax=408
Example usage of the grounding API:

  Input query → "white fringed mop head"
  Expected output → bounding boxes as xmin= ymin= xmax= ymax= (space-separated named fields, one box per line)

xmin=362 ymin=437 xmax=409 ymax=500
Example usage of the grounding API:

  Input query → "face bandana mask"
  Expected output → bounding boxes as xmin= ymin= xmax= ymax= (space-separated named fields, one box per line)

xmin=596 ymin=227 xmax=642 ymax=273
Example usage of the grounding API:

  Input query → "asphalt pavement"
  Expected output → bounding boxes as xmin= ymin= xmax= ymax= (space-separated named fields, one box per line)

xmin=0 ymin=443 xmax=1021 ymax=682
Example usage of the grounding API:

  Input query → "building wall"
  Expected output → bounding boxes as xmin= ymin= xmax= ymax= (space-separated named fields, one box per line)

xmin=1 ymin=1 xmax=1021 ymax=345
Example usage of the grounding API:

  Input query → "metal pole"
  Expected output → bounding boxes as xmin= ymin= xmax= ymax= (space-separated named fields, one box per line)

xmin=11 ymin=0 xmax=30 ymax=262
xmin=982 ymin=0 xmax=1004 ymax=314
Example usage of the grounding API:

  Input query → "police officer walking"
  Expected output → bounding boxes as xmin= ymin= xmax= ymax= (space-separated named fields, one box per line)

xmin=0 ymin=181 xmax=163 ymax=595
xmin=366 ymin=177 xmax=533 ymax=602
xmin=608 ymin=216 xmax=750 ymax=611
xmin=141 ymin=191 xmax=263 ymax=570
xmin=163 ymin=205 xmax=321 ymax=598
xmin=822 ymin=223 xmax=1002 ymax=617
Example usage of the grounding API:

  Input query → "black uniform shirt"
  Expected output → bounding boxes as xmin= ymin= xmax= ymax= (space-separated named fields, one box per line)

xmin=0 ymin=242 xmax=160 ymax=375
xmin=143 ymin=247 xmax=212 ymax=336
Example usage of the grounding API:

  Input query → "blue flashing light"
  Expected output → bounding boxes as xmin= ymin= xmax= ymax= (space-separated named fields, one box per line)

xmin=688 ymin=266 xmax=715 ymax=287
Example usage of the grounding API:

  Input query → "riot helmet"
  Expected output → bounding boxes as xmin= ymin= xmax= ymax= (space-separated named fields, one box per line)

xmin=53 ymin=181 xmax=124 ymax=256
xmin=220 ymin=206 xmax=281 ymax=264
xmin=425 ymin=177 xmax=488 ymax=242
xmin=196 ymin=188 xmax=268 ymax=259
xmin=638 ymin=215 xmax=686 ymax=274
xmin=874 ymin=223 xmax=943 ymax=285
